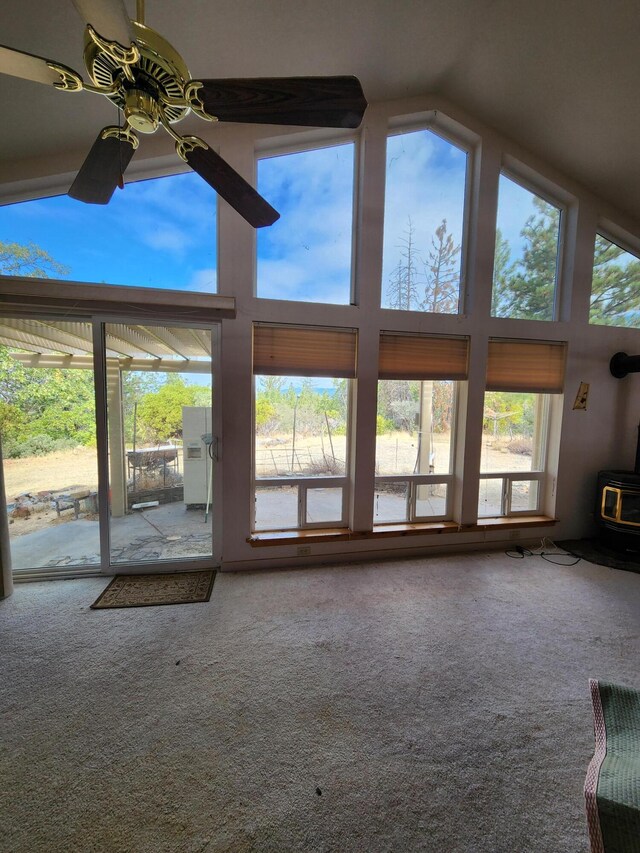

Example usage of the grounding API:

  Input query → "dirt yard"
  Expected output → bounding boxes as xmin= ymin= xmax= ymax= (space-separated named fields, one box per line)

xmin=255 ymin=430 xmax=533 ymax=477
xmin=5 ymin=447 xmax=99 ymax=538
xmin=4 ymin=446 xmax=99 ymax=498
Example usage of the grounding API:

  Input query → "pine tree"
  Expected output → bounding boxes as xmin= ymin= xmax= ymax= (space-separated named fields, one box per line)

xmin=491 ymin=228 xmax=516 ymax=316
xmin=505 ymin=196 xmax=560 ymax=320
xmin=589 ymin=234 xmax=640 ymax=326
xmin=421 ymin=219 xmax=461 ymax=313
xmin=386 ymin=218 xmax=420 ymax=310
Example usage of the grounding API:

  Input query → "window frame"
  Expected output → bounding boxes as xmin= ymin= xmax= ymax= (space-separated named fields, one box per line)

xmin=252 ymin=371 xmax=355 ymax=534
xmin=0 ymin=166 xmax=220 ymax=294
xmin=479 ymin=391 xmax=551 ymax=519
xmin=477 ymin=473 xmax=545 ymax=518
xmin=492 ymin=165 xmax=567 ymax=322
xmin=374 ymin=474 xmax=453 ymax=523
xmin=254 ymin=134 xmax=359 ymax=306
xmin=381 ymin=117 xmax=474 ymax=316
xmin=374 ymin=376 xmax=461 ymax=524
xmin=589 ymin=223 xmax=640 ymax=327
xmin=255 ymin=476 xmax=349 ymax=531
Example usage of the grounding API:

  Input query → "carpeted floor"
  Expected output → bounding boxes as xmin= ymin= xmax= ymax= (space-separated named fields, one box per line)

xmin=2 ymin=551 xmax=639 ymax=853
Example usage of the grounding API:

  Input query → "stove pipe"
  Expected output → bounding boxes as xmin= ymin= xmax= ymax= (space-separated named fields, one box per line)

xmin=610 ymin=351 xmax=640 ymax=379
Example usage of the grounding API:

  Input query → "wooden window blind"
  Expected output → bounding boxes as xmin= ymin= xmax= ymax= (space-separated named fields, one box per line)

xmin=486 ymin=339 xmax=566 ymax=393
xmin=378 ymin=333 xmax=469 ymax=380
xmin=253 ymin=324 xmax=357 ymax=378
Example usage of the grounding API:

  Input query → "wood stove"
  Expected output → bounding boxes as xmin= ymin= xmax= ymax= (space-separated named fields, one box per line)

xmin=596 ymin=352 xmax=640 ymax=553
xmin=596 ymin=470 xmax=640 ymax=552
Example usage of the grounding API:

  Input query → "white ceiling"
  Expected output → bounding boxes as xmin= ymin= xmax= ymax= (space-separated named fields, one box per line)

xmin=1 ymin=0 xmax=640 ymax=223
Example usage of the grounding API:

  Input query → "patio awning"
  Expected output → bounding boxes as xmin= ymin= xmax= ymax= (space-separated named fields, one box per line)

xmin=0 ymin=318 xmax=213 ymax=372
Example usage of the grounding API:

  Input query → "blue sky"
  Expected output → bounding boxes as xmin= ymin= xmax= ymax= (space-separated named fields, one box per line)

xmin=257 ymin=142 xmax=355 ymax=304
xmin=0 ymin=171 xmax=217 ymax=291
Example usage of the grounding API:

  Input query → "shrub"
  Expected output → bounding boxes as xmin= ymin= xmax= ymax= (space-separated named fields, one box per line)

xmin=3 ymin=434 xmax=77 ymax=458
xmin=508 ymin=438 xmax=533 ymax=456
xmin=376 ymin=415 xmax=395 ymax=435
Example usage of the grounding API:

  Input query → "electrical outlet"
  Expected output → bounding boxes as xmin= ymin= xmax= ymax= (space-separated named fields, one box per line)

xmin=509 ymin=529 xmax=521 ymax=540
xmin=297 ymin=545 xmax=311 ymax=556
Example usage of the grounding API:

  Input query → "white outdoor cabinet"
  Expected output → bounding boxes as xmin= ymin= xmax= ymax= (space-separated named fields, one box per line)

xmin=182 ymin=406 xmax=213 ymax=506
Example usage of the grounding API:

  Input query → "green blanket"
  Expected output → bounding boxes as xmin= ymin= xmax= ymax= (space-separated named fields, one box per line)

xmin=585 ymin=679 xmax=640 ymax=852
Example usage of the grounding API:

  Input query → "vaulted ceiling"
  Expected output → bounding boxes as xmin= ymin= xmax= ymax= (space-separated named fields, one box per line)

xmin=1 ymin=0 xmax=639 ymax=224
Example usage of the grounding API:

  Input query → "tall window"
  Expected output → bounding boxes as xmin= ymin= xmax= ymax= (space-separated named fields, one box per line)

xmin=253 ymin=324 xmax=355 ymax=531
xmin=374 ymin=333 xmax=468 ymax=523
xmin=479 ymin=339 xmax=565 ymax=517
xmin=589 ymin=233 xmax=640 ymax=327
xmin=0 ymin=173 xmax=217 ymax=292
xmin=256 ymin=143 xmax=355 ymax=304
xmin=491 ymin=173 xmax=562 ymax=320
xmin=381 ymin=126 xmax=468 ymax=313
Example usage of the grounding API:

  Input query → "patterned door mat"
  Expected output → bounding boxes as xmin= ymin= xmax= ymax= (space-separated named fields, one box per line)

xmin=90 ymin=570 xmax=216 ymax=609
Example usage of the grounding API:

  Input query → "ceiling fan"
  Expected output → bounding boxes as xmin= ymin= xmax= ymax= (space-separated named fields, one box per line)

xmin=0 ymin=0 xmax=367 ymax=227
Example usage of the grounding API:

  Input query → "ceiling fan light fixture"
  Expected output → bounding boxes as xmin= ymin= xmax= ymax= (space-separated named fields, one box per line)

xmin=124 ymin=88 xmax=159 ymax=133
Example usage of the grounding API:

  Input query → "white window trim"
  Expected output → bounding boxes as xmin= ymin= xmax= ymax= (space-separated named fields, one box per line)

xmin=478 ymin=472 xmax=545 ymax=518
xmin=496 ymin=165 xmax=569 ymax=323
xmin=381 ymin=118 xmax=474 ymax=317
xmin=255 ymin=476 xmax=349 ymax=531
xmin=254 ymin=136 xmax=359 ymax=306
xmin=374 ymin=474 xmax=452 ymax=523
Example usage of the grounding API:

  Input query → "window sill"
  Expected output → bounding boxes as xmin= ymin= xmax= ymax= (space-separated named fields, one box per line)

xmin=247 ymin=516 xmax=557 ymax=547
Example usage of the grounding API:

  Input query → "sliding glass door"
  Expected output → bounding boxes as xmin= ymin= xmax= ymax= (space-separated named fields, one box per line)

xmin=0 ymin=315 xmax=220 ymax=578
xmin=103 ymin=322 xmax=217 ymax=566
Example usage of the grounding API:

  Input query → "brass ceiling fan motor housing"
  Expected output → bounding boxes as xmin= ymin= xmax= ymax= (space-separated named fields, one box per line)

xmin=83 ymin=21 xmax=191 ymax=130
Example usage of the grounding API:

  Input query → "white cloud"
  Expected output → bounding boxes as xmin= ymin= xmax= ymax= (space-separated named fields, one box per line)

xmin=188 ymin=267 xmax=217 ymax=293
xmin=256 ymin=142 xmax=355 ymax=303
xmin=381 ymin=131 xmax=468 ymax=302
xmin=141 ymin=224 xmax=194 ymax=254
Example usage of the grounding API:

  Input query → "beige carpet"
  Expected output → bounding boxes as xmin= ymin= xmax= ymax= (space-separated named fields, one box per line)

xmin=2 ymin=551 xmax=640 ymax=852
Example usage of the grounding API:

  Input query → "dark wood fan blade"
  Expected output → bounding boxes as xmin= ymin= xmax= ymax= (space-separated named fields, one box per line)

xmin=185 ymin=146 xmax=279 ymax=228
xmin=191 ymin=76 xmax=367 ymax=128
xmin=0 ymin=44 xmax=77 ymax=86
xmin=71 ymin=0 xmax=134 ymax=46
xmin=68 ymin=129 xmax=136 ymax=205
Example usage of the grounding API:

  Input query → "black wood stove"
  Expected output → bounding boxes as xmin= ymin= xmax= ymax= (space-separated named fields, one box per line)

xmin=597 ymin=353 xmax=640 ymax=552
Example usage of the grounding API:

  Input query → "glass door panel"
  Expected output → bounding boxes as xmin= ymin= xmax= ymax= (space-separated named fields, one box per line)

xmin=104 ymin=323 xmax=214 ymax=565
xmin=0 ymin=318 xmax=100 ymax=573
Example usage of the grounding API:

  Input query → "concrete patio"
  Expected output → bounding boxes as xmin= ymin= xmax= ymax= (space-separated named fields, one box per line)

xmin=10 ymin=502 xmax=213 ymax=571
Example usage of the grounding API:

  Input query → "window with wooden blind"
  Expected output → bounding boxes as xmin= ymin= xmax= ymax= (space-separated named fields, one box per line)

xmin=253 ymin=324 xmax=357 ymax=377
xmin=378 ymin=332 xmax=469 ymax=380
xmin=374 ymin=333 xmax=468 ymax=524
xmin=479 ymin=339 xmax=565 ymax=519
xmin=486 ymin=339 xmax=566 ymax=393
xmin=253 ymin=324 xmax=355 ymax=533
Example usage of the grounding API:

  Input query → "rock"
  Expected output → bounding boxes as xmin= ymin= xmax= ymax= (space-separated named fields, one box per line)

xmin=11 ymin=506 xmax=31 ymax=519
